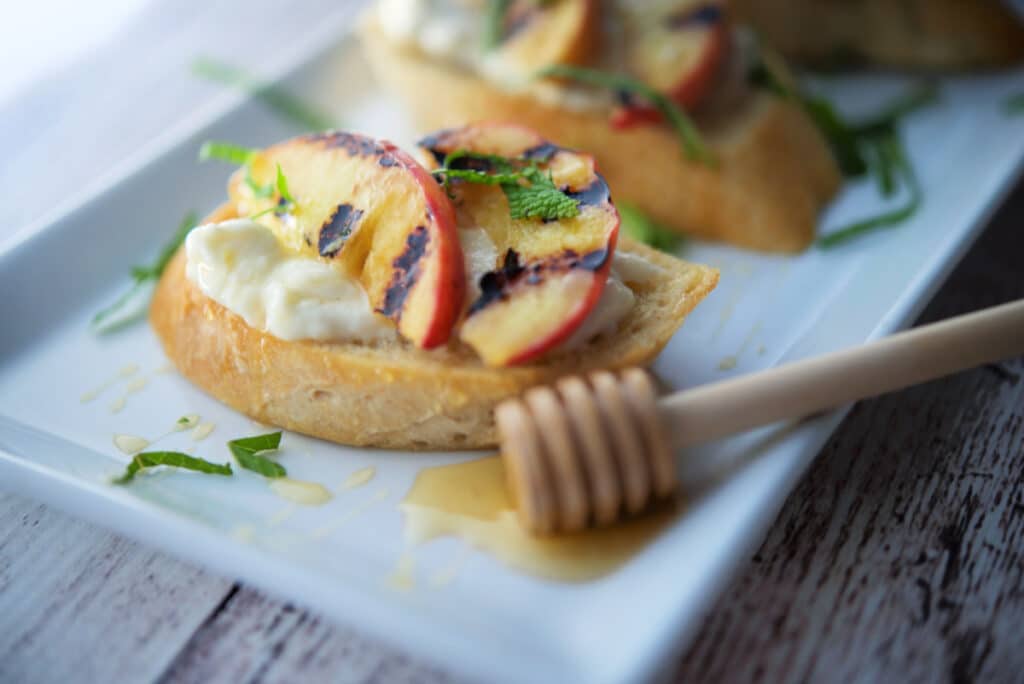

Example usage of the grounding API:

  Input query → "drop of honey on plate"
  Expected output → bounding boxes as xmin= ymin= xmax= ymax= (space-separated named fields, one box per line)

xmin=191 ymin=422 xmax=216 ymax=441
xmin=80 ymin=363 xmax=140 ymax=403
xmin=343 ymin=466 xmax=376 ymax=490
xmin=270 ymin=478 xmax=333 ymax=506
xmin=400 ymin=456 xmax=680 ymax=583
xmin=175 ymin=414 xmax=200 ymax=431
xmin=386 ymin=553 xmax=417 ymax=592
xmin=310 ymin=488 xmax=390 ymax=540
xmin=113 ymin=434 xmax=149 ymax=455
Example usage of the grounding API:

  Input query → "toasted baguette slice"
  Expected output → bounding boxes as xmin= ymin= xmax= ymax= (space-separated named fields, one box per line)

xmin=359 ymin=19 xmax=841 ymax=253
xmin=151 ymin=205 xmax=718 ymax=451
xmin=732 ymin=0 xmax=1024 ymax=70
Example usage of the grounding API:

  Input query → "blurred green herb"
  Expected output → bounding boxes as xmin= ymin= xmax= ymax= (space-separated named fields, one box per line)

xmin=113 ymin=451 xmax=232 ymax=485
xmin=228 ymin=432 xmax=286 ymax=478
xmin=751 ymin=56 xmax=937 ymax=246
xmin=618 ymin=202 xmax=683 ymax=252
xmin=537 ymin=64 xmax=713 ymax=165
xmin=199 ymin=141 xmax=297 ymax=217
xmin=91 ymin=211 xmax=198 ymax=333
xmin=482 ymin=0 xmax=512 ymax=51
xmin=192 ymin=57 xmax=336 ymax=132
xmin=1005 ymin=93 xmax=1024 ymax=115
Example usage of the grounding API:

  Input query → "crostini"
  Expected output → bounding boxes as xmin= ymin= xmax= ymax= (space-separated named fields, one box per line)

xmin=151 ymin=125 xmax=718 ymax=450
xmin=359 ymin=0 xmax=842 ymax=253
xmin=732 ymin=0 xmax=1024 ymax=70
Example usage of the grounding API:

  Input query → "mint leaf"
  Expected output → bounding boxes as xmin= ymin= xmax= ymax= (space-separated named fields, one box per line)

xmin=819 ymin=127 xmax=921 ymax=248
xmin=199 ymin=141 xmax=298 ymax=217
xmin=275 ymin=164 xmax=296 ymax=204
xmin=618 ymin=202 xmax=683 ymax=252
xmin=113 ymin=451 xmax=232 ymax=485
xmin=228 ymin=432 xmax=286 ymax=478
xmin=504 ymin=167 xmax=580 ymax=220
xmin=482 ymin=0 xmax=512 ymax=51
xmin=199 ymin=141 xmax=257 ymax=165
xmin=432 ymin=150 xmax=579 ymax=220
xmin=749 ymin=53 xmax=936 ymax=247
xmin=92 ymin=211 xmax=197 ymax=333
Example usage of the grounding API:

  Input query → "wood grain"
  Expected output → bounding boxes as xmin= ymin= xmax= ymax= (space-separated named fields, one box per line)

xmin=158 ymin=589 xmax=453 ymax=684
xmin=675 ymin=182 xmax=1024 ymax=683
xmin=0 ymin=495 xmax=233 ymax=684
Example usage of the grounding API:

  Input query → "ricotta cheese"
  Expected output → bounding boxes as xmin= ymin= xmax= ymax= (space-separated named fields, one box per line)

xmin=185 ymin=219 xmax=395 ymax=343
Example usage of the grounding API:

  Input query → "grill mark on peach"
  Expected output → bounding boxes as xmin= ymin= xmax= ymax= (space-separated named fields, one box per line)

xmin=318 ymin=203 xmax=364 ymax=258
xmin=521 ymin=142 xmax=560 ymax=162
xmin=416 ymin=130 xmax=458 ymax=165
xmin=666 ymin=4 xmax=722 ymax=29
xmin=304 ymin=131 xmax=390 ymax=158
xmin=565 ymin=176 xmax=611 ymax=208
xmin=379 ymin=226 xmax=431 ymax=319
xmin=468 ymin=247 xmax=609 ymax=316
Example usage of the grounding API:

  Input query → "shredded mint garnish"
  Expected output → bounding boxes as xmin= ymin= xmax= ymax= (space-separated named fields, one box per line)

xmin=750 ymin=56 xmax=937 ymax=247
xmin=432 ymin=150 xmax=580 ymax=220
xmin=228 ymin=432 xmax=286 ymax=478
xmin=92 ymin=211 xmax=198 ymax=333
xmin=819 ymin=127 xmax=922 ymax=248
xmin=199 ymin=141 xmax=257 ymax=165
xmin=537 ymin=64 xmax=713 ymax=165
xmin=1005 ymin=93 xmax=1024 ymax=115
xmin=504 ymin=166 xmax=581 ymax=220
xmin=482 ymin=0 xmax=512 ymax=51
xmin=192 ymin=57 xmax=336 ymax=132
xmin=113 ymin=451 xmax=232 ymax=485
xmin=618 ymin=202 xmax=684 ymax=252
xmin=199 ymin=142 xmax=297 ymax=217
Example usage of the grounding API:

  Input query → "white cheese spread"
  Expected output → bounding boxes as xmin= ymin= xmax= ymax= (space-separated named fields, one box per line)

xmin=185 ymin=219 xmax=652 ymax=353
xmin=185 ymin=219 xmax=396 ymax=343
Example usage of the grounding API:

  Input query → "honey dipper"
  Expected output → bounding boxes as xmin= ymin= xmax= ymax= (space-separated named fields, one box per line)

xmin=496 ymin=299 xmax=1024 ymax=534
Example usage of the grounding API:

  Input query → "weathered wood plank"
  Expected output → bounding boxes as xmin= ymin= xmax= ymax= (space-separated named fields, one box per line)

xmin=158 ymin=589 xmax=455 ymax=684
xmin=675 ymin=184 xmax=1024 ymax=683
xmin=0 ymin=495 xmax=234 ymax=684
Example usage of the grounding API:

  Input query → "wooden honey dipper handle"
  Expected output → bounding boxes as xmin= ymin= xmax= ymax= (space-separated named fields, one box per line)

xmin=663 ymin=298 xmax=1024 ymax=450
xmin=497 ymin=299 xmax=1024 ymax=535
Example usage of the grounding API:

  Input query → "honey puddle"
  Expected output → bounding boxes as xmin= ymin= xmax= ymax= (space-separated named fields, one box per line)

xmin=270 ymin=478 xmax=333 ymax=506
xmin=401 ymin=456 xmax=679 ymax=583
xmin=343 ymin=466 xmax=376 ymax=490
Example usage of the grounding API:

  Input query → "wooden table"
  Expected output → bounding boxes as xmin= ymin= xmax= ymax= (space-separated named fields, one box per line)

xmin=2 ymin=183 xmax=1020 ymax=683
xmin=2 ymin=2 xmax=1023 ymax=679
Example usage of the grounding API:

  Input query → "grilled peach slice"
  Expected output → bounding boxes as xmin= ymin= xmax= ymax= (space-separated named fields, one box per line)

xmin=228 ymin=132 xmax=464 ymax=349
xmin=489 ymin=0 xmax=599 ymax=76
xmin=417 ymin=123 xmax=620 ymax=366
xmin=614 ymin=0 xmax=729 ymax=126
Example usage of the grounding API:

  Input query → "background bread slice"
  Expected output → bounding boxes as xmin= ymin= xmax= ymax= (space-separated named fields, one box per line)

xmin=150 ymin=205 xmax=718 ymax=451
xmin=359 ymin=19 xmax=841 ymax=253
xmin=732 ymin=0 xmax=1024 ymax=70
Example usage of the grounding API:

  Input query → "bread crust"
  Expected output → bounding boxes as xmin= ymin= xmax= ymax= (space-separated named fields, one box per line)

xmin=150 ymin=206 xmax=718 ymax=451
xmin=358 ymin=20 xmax=841 ymax=253
xmin=732 ymin=0 xmax=1024 ymax=70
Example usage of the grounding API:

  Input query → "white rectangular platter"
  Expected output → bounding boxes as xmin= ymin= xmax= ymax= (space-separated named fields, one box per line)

xmin=1 ymin=25 xmax=1023 ymax=684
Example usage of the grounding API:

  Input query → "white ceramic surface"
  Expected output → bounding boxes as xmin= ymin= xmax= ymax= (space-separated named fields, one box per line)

xmin=1 ymin=33 xmax=1023 ymax=684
